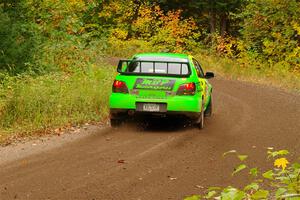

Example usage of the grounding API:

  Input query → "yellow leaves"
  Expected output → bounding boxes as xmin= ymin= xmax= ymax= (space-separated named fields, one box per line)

xmin=132 ymin=5 xmax=160 ymax=38
xmin=98 ymin=1 xmax=119 ymax=19
xmin=215 ymin=36 xmax=239 ymax=57
xmin=102 ymin=1 xmax=199 ymax=52
xmin=291 ymin=21 xmax=300 ymax=35
xmin=111 ymin=28 xmax=128 ymax=40
xmin=274 ymin=158 xmax=289 ymax=170
xmin=67 ymin=0 xmax=85 ymax=7
xmin=113 ymin=3 xmax=199 ymax=52
xmin=99 ymin=0 xmax=138 ymax=23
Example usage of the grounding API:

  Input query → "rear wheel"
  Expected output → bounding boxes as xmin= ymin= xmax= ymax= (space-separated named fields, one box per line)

xmin=198 ymin=109 xmax=204 ymax=129
xmin=204 ymin=96 xmax=212 ymax=117
xmin=197 ymin=100 xmax=205 ymax=129
xmin=110 ymin=118 xmax=122 ymax=128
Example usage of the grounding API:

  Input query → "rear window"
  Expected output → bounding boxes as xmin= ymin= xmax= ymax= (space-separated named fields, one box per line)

xmin=119 ymin=56 xmax=190 ymax=76
xmin=130 ymin=62 xmax=189 ymax=75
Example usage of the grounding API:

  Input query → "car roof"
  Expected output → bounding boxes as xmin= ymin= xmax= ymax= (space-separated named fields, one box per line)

xmin=134 ymin=53 xmax=188 ymax=58
xmin=133 ymin=53 xmax=190 ymax=60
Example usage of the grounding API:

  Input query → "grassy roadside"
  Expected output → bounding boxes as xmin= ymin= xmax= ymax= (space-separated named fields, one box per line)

xmin=0 ymin=65 xmax=115 ymax=144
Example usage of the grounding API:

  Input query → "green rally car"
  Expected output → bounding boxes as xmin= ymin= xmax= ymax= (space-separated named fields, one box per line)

xmin=109 ymin=53 xmax=214 ymax=129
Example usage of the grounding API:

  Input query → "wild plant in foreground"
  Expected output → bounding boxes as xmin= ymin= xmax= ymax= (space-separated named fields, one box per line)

xmin=185 ymin=149 xmax=300 ymax=200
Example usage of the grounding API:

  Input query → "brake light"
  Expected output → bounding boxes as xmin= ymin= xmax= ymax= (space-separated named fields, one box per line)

xmin=177 ymin=83 xmax=196 ymax=95
xmin=112 ymin=80 xmax=129 ymax=94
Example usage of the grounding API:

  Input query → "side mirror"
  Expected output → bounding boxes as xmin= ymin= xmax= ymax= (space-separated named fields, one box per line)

xmin=205 ymin=72 xmax=214 ymax=79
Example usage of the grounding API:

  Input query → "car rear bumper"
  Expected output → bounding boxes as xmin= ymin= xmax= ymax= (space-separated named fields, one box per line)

xmin=110 ymin=108 xmax=200 ymax=120
xmin=109 ymin=93 xmax=202 ymax=113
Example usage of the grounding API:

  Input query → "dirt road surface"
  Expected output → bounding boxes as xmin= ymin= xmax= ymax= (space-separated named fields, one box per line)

xmin=1 ymin=78 xmax=299 ymax=200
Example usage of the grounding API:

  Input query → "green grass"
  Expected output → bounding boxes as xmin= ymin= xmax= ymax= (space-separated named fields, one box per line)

xmin=0 ymin=65 xmax=115 ymax=143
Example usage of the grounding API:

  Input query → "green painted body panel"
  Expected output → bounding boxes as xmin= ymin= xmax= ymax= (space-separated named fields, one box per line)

xmin=109 ymin=53 xmax=213 ymax=114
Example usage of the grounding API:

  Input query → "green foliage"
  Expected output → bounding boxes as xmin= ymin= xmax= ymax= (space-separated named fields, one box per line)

xmin=2 ymin=0 xmax=300 ymax=76
xmin=0 ymin=4 xmax=41 ymax=75
xmin=232 ymin=164 xmax=247 ymax=175
xmin=96 ymin=0 xmax=300 ymax=75
xmin=0 ymin=0 xmax=113 ymax=141
xmin=185 ymin=149 xmax=300 ymax=200
xmin=239 ymin=0 xmax=300 ymax=71
xmin=157 ymin=0 xmax=246 ymax=35
xmin=104 ymin=3 xmax=200 ymax=54
xmin=0 ymin=0 xmax=106 ymax=76
xmin=0 ymin=66 xmax=114 ymax=140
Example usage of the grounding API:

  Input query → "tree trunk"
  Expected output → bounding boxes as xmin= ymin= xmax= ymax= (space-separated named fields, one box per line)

xmin=3 ymin=0 xmax=8 ymax=11
xmin=220 ymin=13 xmax=229 ymax=37
xmin=209 ymin=11 xmax=217 ymax=34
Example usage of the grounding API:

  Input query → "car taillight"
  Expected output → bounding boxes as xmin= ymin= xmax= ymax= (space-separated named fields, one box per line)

xmin=177 ymin=83 xmax=196 ymax=95
xmin=112 ymin=80 xmax=129 ymax=94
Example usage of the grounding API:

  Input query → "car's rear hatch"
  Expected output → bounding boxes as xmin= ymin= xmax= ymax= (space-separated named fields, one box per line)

xmin=116 ymin=57 xmax=193 ymax=112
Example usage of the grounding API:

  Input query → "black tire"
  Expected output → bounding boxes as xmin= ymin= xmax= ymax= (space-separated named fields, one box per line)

xmin=197 ymin=100 xmax=205 ymax=130
xmin=198 ymin=109 xmax=204 ymax=129
xmin=204 ymin=96 xmax=212 ymax=117
xmin=110 ymin=118 xmax=122 ymax=128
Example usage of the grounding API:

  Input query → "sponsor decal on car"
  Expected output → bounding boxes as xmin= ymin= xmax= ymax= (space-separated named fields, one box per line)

xmin=134 ymin=78 xmax=175 ymax=91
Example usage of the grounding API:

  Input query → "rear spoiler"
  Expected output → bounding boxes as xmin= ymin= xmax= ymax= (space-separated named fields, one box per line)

xmin=117 ymin=59 xmax=191 ymax=77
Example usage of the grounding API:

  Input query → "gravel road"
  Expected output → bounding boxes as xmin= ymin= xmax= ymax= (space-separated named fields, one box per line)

xmin=0 ymin=78 xmax=299 ymax=200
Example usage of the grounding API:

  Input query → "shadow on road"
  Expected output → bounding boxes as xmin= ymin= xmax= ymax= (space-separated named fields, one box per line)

xmin=118 ymin=116 xmax=196 ymax=133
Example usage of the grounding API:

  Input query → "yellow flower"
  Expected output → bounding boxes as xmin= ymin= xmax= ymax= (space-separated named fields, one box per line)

xmin=274 ymin=158 xmax=289 ymax=170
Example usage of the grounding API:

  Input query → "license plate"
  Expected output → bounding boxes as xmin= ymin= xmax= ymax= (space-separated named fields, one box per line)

xmin=143 ymin=103 xmax=160 ymax=112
